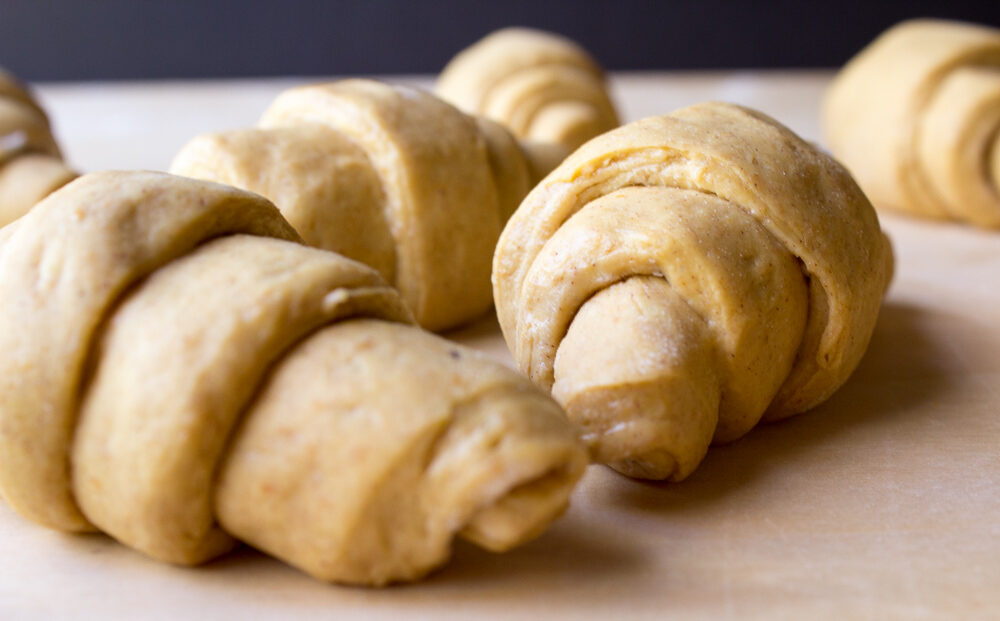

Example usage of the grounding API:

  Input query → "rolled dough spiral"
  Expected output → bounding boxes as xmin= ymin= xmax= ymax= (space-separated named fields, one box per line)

xmin=0 ymin=171 xmax=587 ymax=585
xmin=823 ymin=19 xmax=1000 ymax=228
xmin=0 ymin=67 xmax=76 ymax=226
xmin=493 ymin=102 xmax=893 ymax=481
xmin=171 ymin=79 xmax=558 ymax=331
xmin=437 ymin=27 xmax=620 ymax=153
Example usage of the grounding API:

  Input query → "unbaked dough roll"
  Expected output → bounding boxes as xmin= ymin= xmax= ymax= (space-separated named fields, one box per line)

xmin=494 ymin=102 xmax=893 ymax=481
xmin=0 ymin=67 xmax=76 ymax=225
xmin=0 ymin=170 xmax=587 ymax=585
xmin=823 ymin=19 xmax=1000 ymax=228
xmin=437 ymin=27 xmax=620 ymax=153
xmin=171 ymin=79 xmax=549 ymax=332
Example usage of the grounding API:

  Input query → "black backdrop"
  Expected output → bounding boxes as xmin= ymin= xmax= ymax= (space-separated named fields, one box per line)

xmin=2 ymin=0 xmax=998 ymax=81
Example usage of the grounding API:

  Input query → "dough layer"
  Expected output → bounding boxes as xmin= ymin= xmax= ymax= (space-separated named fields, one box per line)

xmin=0 ymin=170 xmax=587 ymax=585
xmin=437 ymin=27 xmax=620 ymax=153
xmin=172 ymin=80 xmax=545 ymax=331
xmin=823 ymin=19 xmax=1000 ymax=227
xmin=494 ymin=103 xmax=893 ymax=480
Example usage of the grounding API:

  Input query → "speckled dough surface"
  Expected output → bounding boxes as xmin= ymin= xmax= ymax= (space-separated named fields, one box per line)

xmin=0 ymin=170 xmax=587 ymax=585
xmin=494 ymin=102 xmax=893 ymax=480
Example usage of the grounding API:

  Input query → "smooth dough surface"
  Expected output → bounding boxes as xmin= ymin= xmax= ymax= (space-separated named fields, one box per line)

xmin=822 ymin=19 xmax=1000 ymax=227
xmin=437 ymin=27 xmax=620 ymax=152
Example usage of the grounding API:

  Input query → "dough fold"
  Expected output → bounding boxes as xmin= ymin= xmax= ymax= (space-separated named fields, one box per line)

xmin=823 ymin=19 xmax=1000 ymax=228
xmin=494 ymin=102 xmax=893 ymax=480
xmin=0 ymin=67 xmax=76 ymax=226
xmin=171 ymin=79 xmax=546 ymax=331
xmin=0 ymin=171 xmax=587 ymax=585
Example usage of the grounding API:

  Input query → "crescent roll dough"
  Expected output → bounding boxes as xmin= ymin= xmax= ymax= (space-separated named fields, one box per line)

xmin=171 ymin=79 xmax=562 ymax=332
xmin=494 ymin=102 xmax=893 ymax=481
xmin=0 ymin=171 xmax=587 ymax=585
xmin=437 ymin=27 xmax=620 ymax=153
xmin=823 ymin=19 xmax=1000 ymax=228
xmin=0 ymin=67 xmax=76 ymax=225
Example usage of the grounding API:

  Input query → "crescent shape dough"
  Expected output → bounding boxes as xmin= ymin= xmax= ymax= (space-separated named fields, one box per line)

xmin=823 ymin=19 xmax=1000 ymax=228
xmin=494 ymin=102 xmax=893 ymax=480
xmin=171 ymin=79 xmax=552 ymax=331
xmin=0 ymin=171 xmax=587 ymax=585
xmin=0 ymin=67 xmax=76 ymax=225
xmin=437 ymin=27 xmax=620 ymax=152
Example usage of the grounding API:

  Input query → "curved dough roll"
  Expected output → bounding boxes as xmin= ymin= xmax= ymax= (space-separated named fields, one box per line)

xmin=437 ymin=27 xmax=620 ymax=153
xmin=0 ymin=67 xmax=76 ymax=225
xmin=0 ymin=171 xmax=587 ymax=585
xmin=494 ymin=102 xmax=893 ymax=481
xmin=172 ymin=79 xmax=553 ymax=332
xmin=823 ymin=19 xmax=1000 ymax=228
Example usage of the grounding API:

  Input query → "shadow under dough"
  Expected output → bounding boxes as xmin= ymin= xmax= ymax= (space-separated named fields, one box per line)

xmin=425 ymin=511 xmax=646 ymax=589
xmin=591 ymin=300 xmax=979 ymax=510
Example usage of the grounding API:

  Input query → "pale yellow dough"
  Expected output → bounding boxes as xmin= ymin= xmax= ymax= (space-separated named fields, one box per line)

xmin=0 ymin=67 xmax=76 ymax=225
xmin=823 ymin=19 xmax=1000 ymax=228
xmin=171 ymin=79 xmax=553 ymax=332
xmin=437 ymin=27 xmax=620 ymax=153
xmin=494 ymin=102 xmax=893 ymax=481
xmin=0 ymin=171 xmax=587 ymax=585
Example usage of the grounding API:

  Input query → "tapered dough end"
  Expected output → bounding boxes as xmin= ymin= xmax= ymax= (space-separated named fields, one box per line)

xmin=445 ymin=387 xmax=588 ymax=554
xmin=554 ymin=276 xmax=720 ymax=481
xmin=215 ymin=319 xmax=587 ymax=586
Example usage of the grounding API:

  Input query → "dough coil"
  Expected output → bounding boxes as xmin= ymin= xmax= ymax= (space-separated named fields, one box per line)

xmin=493 ymin=102 xmax=893 ymax=481
xmin=0 ymin=170 xmax=587 ymax=585
xmin=823 ymin=19 xmax=1000 ymax=228
xmin=437 ymin=27 xmax=620 ymax=153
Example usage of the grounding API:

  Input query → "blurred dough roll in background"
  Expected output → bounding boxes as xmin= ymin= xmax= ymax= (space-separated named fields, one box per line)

xmin=493 ymin=102 xmax=894 ymax=481
xmin=437 ymin=27 xmax=620 ymax=153
xmin=0 ymin=170 xmax=588 ymax=586
xmin=823 ymin=19 xmax=1000 ymax=228
xmin=0 ymin=67 xmax=76 ymax=226
xmin=171 ymin=78 xmax=608 ymax=332
xmin=172 ymin=30 xmax=619 ymax=332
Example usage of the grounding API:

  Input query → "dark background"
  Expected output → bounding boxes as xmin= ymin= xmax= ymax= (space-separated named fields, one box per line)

xmin=2 ymin=0 xmax=998 ymax=81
